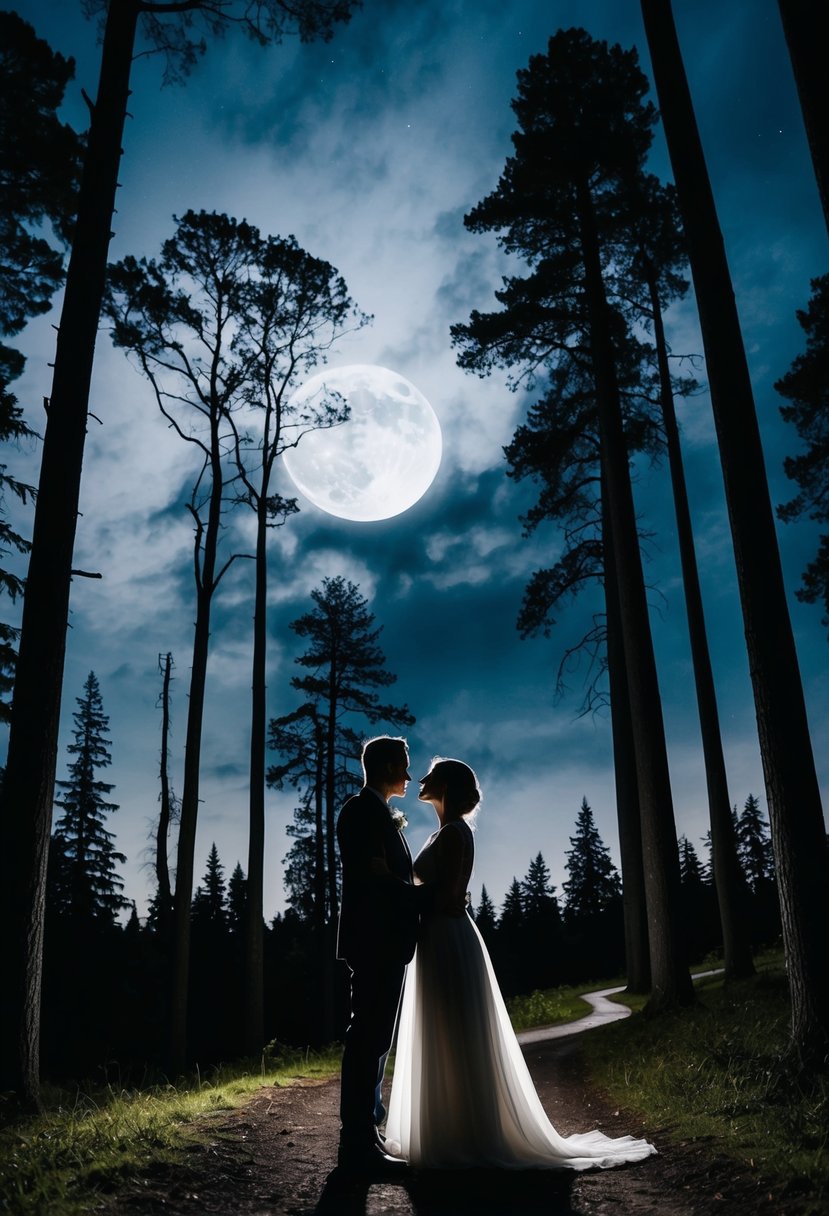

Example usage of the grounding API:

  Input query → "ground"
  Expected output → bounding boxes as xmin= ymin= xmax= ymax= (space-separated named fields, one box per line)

xmin=102 ymin=1030 xmax=815 ymax=1216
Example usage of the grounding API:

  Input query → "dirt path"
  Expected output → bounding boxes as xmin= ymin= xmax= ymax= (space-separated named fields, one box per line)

xmin=105 ymin=1028 xmax=805 ymax=1216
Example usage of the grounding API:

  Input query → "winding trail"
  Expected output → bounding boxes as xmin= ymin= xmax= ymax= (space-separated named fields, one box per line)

xmin=517 ymin=985 xmax=630 ymax=1046
xmin=517 ymin=970 xmax=723 ymax=1046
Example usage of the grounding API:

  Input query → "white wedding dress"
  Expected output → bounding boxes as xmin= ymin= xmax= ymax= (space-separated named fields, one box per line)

xmin=385 ymin=820 xmax=656 ymax=1170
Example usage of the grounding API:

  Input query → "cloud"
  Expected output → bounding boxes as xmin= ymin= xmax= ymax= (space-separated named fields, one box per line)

xmin=10 ymin=0 xmax=829 ymax=929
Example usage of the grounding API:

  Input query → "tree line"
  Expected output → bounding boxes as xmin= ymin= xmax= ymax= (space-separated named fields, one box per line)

xmin=1 ymin=0 xmax=827 ymax=1107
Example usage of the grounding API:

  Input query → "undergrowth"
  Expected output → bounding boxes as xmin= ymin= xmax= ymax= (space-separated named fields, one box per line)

xmin=583 ymin=957 xmax=829 ymax=1211
xmin=0 ymin=1044 xmax=342 ymax=1216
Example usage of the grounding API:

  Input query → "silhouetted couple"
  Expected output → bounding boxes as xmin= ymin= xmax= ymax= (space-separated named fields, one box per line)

xmin=335 ymin=735 xmax=656 ymax=1177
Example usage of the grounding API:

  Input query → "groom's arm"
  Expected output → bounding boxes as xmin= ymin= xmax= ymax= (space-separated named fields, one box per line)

xmin=337 ymin=798 xmax=391 ymax=880
xmin=338 ymin=799 xmax=429 ymax=914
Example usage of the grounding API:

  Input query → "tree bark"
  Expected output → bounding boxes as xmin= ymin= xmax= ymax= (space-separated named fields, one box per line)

xmin=648 ymin=269 xmax=754 ymax=980
xmin=314 ymin=717 xmax=326 ymax=937
xmin=777 ymin=0 xmax=829 ymax=239
xmin=168 ymin=440 xmax=224 ymax=1074
xmin=156 ymin=651 xmax=174 ymax=932
xmin=602 ymin=476 xmax=651 ymax=994
xmin=323 ymin=674 xmax=339 ymax=1041
xmin=0 ymin=0 xmax=139 ymax=1105
xmin=578 ymin=175 xmax=694 ymax=1010
xmin=313 ymin=716 xmax=331 ymax=1042
xmin=325 ymin=673 xmax=339 ymax=925
xmin=641 ymin=0 xmax=829 ymax=1065
xmin=243 ymin=496 xmax=268 ymax=1056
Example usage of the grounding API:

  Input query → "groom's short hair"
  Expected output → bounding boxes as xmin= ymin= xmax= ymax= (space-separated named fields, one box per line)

xmin=362 ymin=735 xmax=408 ymax=784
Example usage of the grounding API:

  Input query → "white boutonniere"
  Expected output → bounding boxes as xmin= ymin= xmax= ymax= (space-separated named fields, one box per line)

xmin=390 ymin=809 xmax=408 ymax=832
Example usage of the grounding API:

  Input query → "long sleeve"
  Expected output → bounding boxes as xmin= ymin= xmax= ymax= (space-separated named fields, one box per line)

xmin=421 ymin=821 xmax=473 ymax=917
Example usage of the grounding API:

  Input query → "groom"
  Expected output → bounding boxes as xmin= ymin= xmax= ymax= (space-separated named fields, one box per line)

xmin=336 ymin=735 xmax=425 ymax=1174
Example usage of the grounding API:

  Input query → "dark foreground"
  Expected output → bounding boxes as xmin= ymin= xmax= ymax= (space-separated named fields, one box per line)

xmin=104 ymin=1033 xmax=811 ymax=1216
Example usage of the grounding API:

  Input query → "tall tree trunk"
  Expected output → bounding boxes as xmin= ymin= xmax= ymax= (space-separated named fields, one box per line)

xmin=0 ymin=0 xmax=139 ymax=1105
xmin=314 ymin=718 xmax=326 ymax=938
xmin=777 ymin=0 xmax=829 ymax=238
xmin=244 ymin=497 xmax=268 ymax=1056
xmin=313 ymin=718 xmax=331 ymax=1042
xmin=325 ymin=679 xmax=339 ymax=924
xmin=602 ymin=476 xmax=651 ymax=994
xmin=156 ymin=651 xmax=174 ymax=933
xmin=323 ymin=683 xmax=338 ymax=1041
xmin=578 ymin=176 xmax=694 ymax=1010
xmin=168 ymin=447 xmax=224 ymax=1074
xmin=641 ymin=0 xmax=829 ymax=1064
xmin=648 ymin=269 xmax=754 ymax=980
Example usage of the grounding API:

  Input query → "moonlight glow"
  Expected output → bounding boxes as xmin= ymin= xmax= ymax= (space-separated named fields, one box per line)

xmin=282 ymin=365 xmax=442 ymax=522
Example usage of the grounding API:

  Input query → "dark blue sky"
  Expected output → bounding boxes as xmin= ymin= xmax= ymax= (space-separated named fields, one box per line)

xmin=7 ymin=0 xmax=828 ymax=919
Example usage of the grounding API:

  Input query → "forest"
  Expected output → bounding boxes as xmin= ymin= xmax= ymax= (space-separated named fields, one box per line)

xmin=0 ymin=0 xmax=827 ymax=1159
xmin=40 ymin=657 xmax=781 ymax=1076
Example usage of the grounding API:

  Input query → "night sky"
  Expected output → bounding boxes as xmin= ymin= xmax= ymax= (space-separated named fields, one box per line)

xmin=7 ymin=0 xmax=828 ymax=922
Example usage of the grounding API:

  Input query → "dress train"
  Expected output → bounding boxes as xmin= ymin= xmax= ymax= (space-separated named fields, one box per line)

xmin=385 ymin=902 xmax=656 ymax=1170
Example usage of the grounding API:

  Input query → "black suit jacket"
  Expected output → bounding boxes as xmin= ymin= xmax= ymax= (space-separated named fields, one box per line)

xmin=336 ymin=788 xmax=419 ymax=967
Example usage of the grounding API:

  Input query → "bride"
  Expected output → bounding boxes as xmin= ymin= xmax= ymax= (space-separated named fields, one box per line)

xmin=384 ymin=757 xmax=657 ymax=1171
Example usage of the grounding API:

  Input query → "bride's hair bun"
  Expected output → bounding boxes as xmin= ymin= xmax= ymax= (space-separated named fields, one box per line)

xmin=430 ymin=758 xmax=481 ymax=820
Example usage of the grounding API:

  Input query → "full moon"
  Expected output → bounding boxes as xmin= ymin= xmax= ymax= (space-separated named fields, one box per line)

xmin=282 ymin=364 xmax=442 ymax=522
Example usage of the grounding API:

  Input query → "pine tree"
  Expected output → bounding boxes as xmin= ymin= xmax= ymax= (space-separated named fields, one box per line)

xmin=563 ymin=797 xmax=622 ymax=921
xmin=52 ymin=672 xmax=126 ymax=925
xmin=191 ymin=844 xmax=227 ymax=928
xmin=287 ymin=575 xmax=414 ymax=927
xmin=453 ymin=28 xmax=693 ymax=1010
xmin=189 ymin=843 xmax=233 ymax=1060
xmin=0 ymin=12 xmax=82 ymax=725
xmin=499 ymin=879 xmax=525 ymax=932
xmin=0 ymin=13 xmax=81 ymax=335
xmin=677 ymin=834 xmax=718 ymax=963
xmin=776 ymin=274 xmax=829 ymax=633
xmin=227 ymin=863 xmax=247 ymax=936
xmin=678 ymin=836 xmax=705 ymax=887
xmin=271 ymin=575 xmax=413 ymax=1039
xmin=0 ymin=374 xmax=36 ymax=725
xmin=45 ymin=831 xmax=73 ymax=921
xmin=282 ymin=801 xmax=323 ymax=922
xmin=736 ymin=795 xmax=775 ymax=892
xmin=124 ymin=901 xmax=140 ymax=939
xmin=271 ymin=715 xmax=360 ymax=930
xmin=496 ymin=877 xmax=528 ymax=994
xmin=521 ymin=853 xmax=560 ymax=922
xmin=474 ymin=885 xmax=498 ymax=943
xmin=521 ymin=852 xmax=563 ymax=990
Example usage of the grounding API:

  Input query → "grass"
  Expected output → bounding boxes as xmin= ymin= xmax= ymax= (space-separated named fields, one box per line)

xmin=5 ymin=954 xmax=825 ymax=1213
xmin=583 ymin=953 xmax=829 ymax=1210
xmin=0 ymin=981 xmax=613 ymax=1213
xmin=0 ymin=1044 xmax=342 ymax=1216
